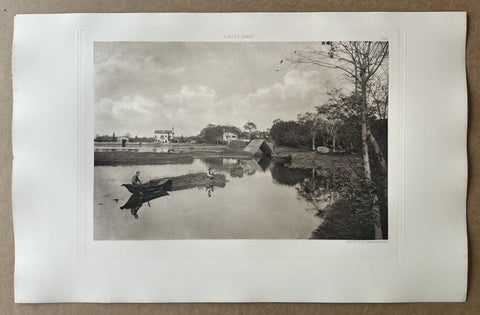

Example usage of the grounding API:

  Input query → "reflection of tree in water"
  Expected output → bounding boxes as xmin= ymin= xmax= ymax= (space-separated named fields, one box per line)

xmin=203 ymin=157 xmax=271 ymax=179
xmin=230 ymin=166 xmax=246 ymax=178
xmin=295 ymin=168 xmax=337 ymax=215
xmin=270 ymin=162 xmax=336 ymax=213
xmin=271 ymin=159 xmax=387 ymax=240
xmin=270 ymin=162 xmax=311 ymax=186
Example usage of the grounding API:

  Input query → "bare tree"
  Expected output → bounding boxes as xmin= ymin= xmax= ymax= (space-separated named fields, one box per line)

xmin=368 ymin=74 xmax=389 ymax=120
xmin=287 ymin=41 xmax=388 ymax=239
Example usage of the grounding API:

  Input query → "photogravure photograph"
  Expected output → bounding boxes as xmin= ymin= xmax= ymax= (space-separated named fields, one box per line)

xmin=93 ymin=41 xmax=389 ymax=240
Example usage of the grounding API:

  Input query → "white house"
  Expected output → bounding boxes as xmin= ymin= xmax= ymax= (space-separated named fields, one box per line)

xmin=154 ymin=128 xmax=174 ymax=144
xmin=222 ymin=131 xmax=238 ymax=144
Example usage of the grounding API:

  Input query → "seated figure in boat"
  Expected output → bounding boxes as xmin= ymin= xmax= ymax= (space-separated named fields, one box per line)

xmin=132 ymin=171 xmax=145 ymax=195
xmin=206 ymin=168 xmax=215 ymax=179
xmin=132 ymin=171 xmax=142 ymax=187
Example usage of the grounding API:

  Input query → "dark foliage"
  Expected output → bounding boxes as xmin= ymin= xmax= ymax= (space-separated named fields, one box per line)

xmin=369 ymin=118 xmax=388 ymax=163
xmin=199 ymin=124 xmax=243 ymax=144
xmin=311 ymin=199 xmax=375 ymax=239
xmin=269 ymin=120 xmax=311 ymax=147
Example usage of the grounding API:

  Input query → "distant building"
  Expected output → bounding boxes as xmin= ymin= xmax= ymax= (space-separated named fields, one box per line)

xmin=154 ymin=128 xmax=175 ymax=144
xmin=222 ymin=131 xmax=238 ymax=144
xmin=117 ymin=136 xmax=130 ymax=147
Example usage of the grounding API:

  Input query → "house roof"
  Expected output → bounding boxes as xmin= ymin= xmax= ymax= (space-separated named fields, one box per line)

xmin=243 ymin=139 xmax=274 ymax=155
xmin=154 ymin=130 xmax=173 ymax=134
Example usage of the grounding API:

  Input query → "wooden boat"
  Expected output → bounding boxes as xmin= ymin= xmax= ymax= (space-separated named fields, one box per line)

xmin=121 ymin=179 xmax=173 ymax=194
xmin=119 ymin=172 xmax=227 ymax=218
xmin=122 ymin=173 xmax=228 ymax=194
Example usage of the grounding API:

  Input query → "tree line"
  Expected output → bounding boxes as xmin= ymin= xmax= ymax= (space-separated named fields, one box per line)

xmin=94 ymin=133 xmax=156 ymax=143
xmin=196 ymin=122 xmax=268 ymax=144
xmin=94 ymin=121 xmax=268 ymax=144
xmin=269 ymin=90 xmax=387 ymax=155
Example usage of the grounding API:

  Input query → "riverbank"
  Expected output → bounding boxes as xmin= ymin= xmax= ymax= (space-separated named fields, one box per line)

xmin=94 ymin=149 xmax=253 ymax=166
xmin=94 ymin=144 xmax=361 ymax=168
xmin=94 ymin=151 xmax=194 ymax=166
xmin=273 ymin=148 xmax=383 ymax=240
xmin=311 ymin=198 xmax=374 ymax=239
xmin=290 ymin=151 xmax=362 ymax=169
xmin=273 ymin=146 xmax=362 ymax=169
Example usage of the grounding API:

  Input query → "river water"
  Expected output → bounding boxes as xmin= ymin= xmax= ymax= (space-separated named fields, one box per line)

xmin=94 ymin=157 xmax=324 ymax=240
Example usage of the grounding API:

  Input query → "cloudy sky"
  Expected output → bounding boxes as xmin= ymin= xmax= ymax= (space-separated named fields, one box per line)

xmin=94 ymin=42 xmax=344 ymax=137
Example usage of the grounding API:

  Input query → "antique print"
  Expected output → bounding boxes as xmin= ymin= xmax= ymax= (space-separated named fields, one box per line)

xmin=13 ymin=13 xmax=468 ymax=303
xmin=94 ymin=41 xmax=388 ymax=240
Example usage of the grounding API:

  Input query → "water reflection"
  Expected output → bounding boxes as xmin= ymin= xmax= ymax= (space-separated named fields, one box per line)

xmin=120 ymin=189 xmax=170 ymax=219
xmin=295 ymin=169 xmax=339 ymax=216
xmin=118 ymin=172 xmax=227 ymax=218
xmin=116 ymin=158 xmax=341 ymax=221
xmin=95 ymin=156 xmax=382 ymax=239
xmin=95 ymin=158 xmax=324 ymax=239
xmin=270 ymin=162 xmax=311 ymax=186
xmin=202 ymin=157 xmax=271 ymax=179
xmin=206 ymin=185 xmax=215 ymax=198
xmin=256 ymin=156 xmax=272 ymax=171
xmin=270 ymin=159 xmax=387 ymax=240
xmin=270 ymin=163 xmax=340 ymax=216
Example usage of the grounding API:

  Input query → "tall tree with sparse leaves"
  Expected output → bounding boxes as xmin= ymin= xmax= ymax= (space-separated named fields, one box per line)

xmin=287 ymin=41 xmax=388 ymax=239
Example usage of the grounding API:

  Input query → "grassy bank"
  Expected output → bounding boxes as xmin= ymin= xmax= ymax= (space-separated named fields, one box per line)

xmin=272 ymin=146 xmax=363 ymax=169
xmin=290 ymin=151 xmax=362 ymax=169
xmin=191 ymin=149 xmax=252 ymax=159
xmin=94 ymin=151 xmax=194 ymax=166
xmin=311 ymin=198 xmax=375 ymax=239
xmin=168 ymin=173 xmax=227 ymax=191
xmin=94 ymin=150 xmax=253 ymax=166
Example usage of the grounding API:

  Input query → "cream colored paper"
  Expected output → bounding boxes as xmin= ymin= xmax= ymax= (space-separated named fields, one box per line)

xmin=12 ymin=13 xmax=467 ymax=302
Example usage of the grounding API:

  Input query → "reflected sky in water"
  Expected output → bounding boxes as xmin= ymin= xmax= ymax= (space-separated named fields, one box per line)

xmin=94 ymin=158 xmax=322 ymax=240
